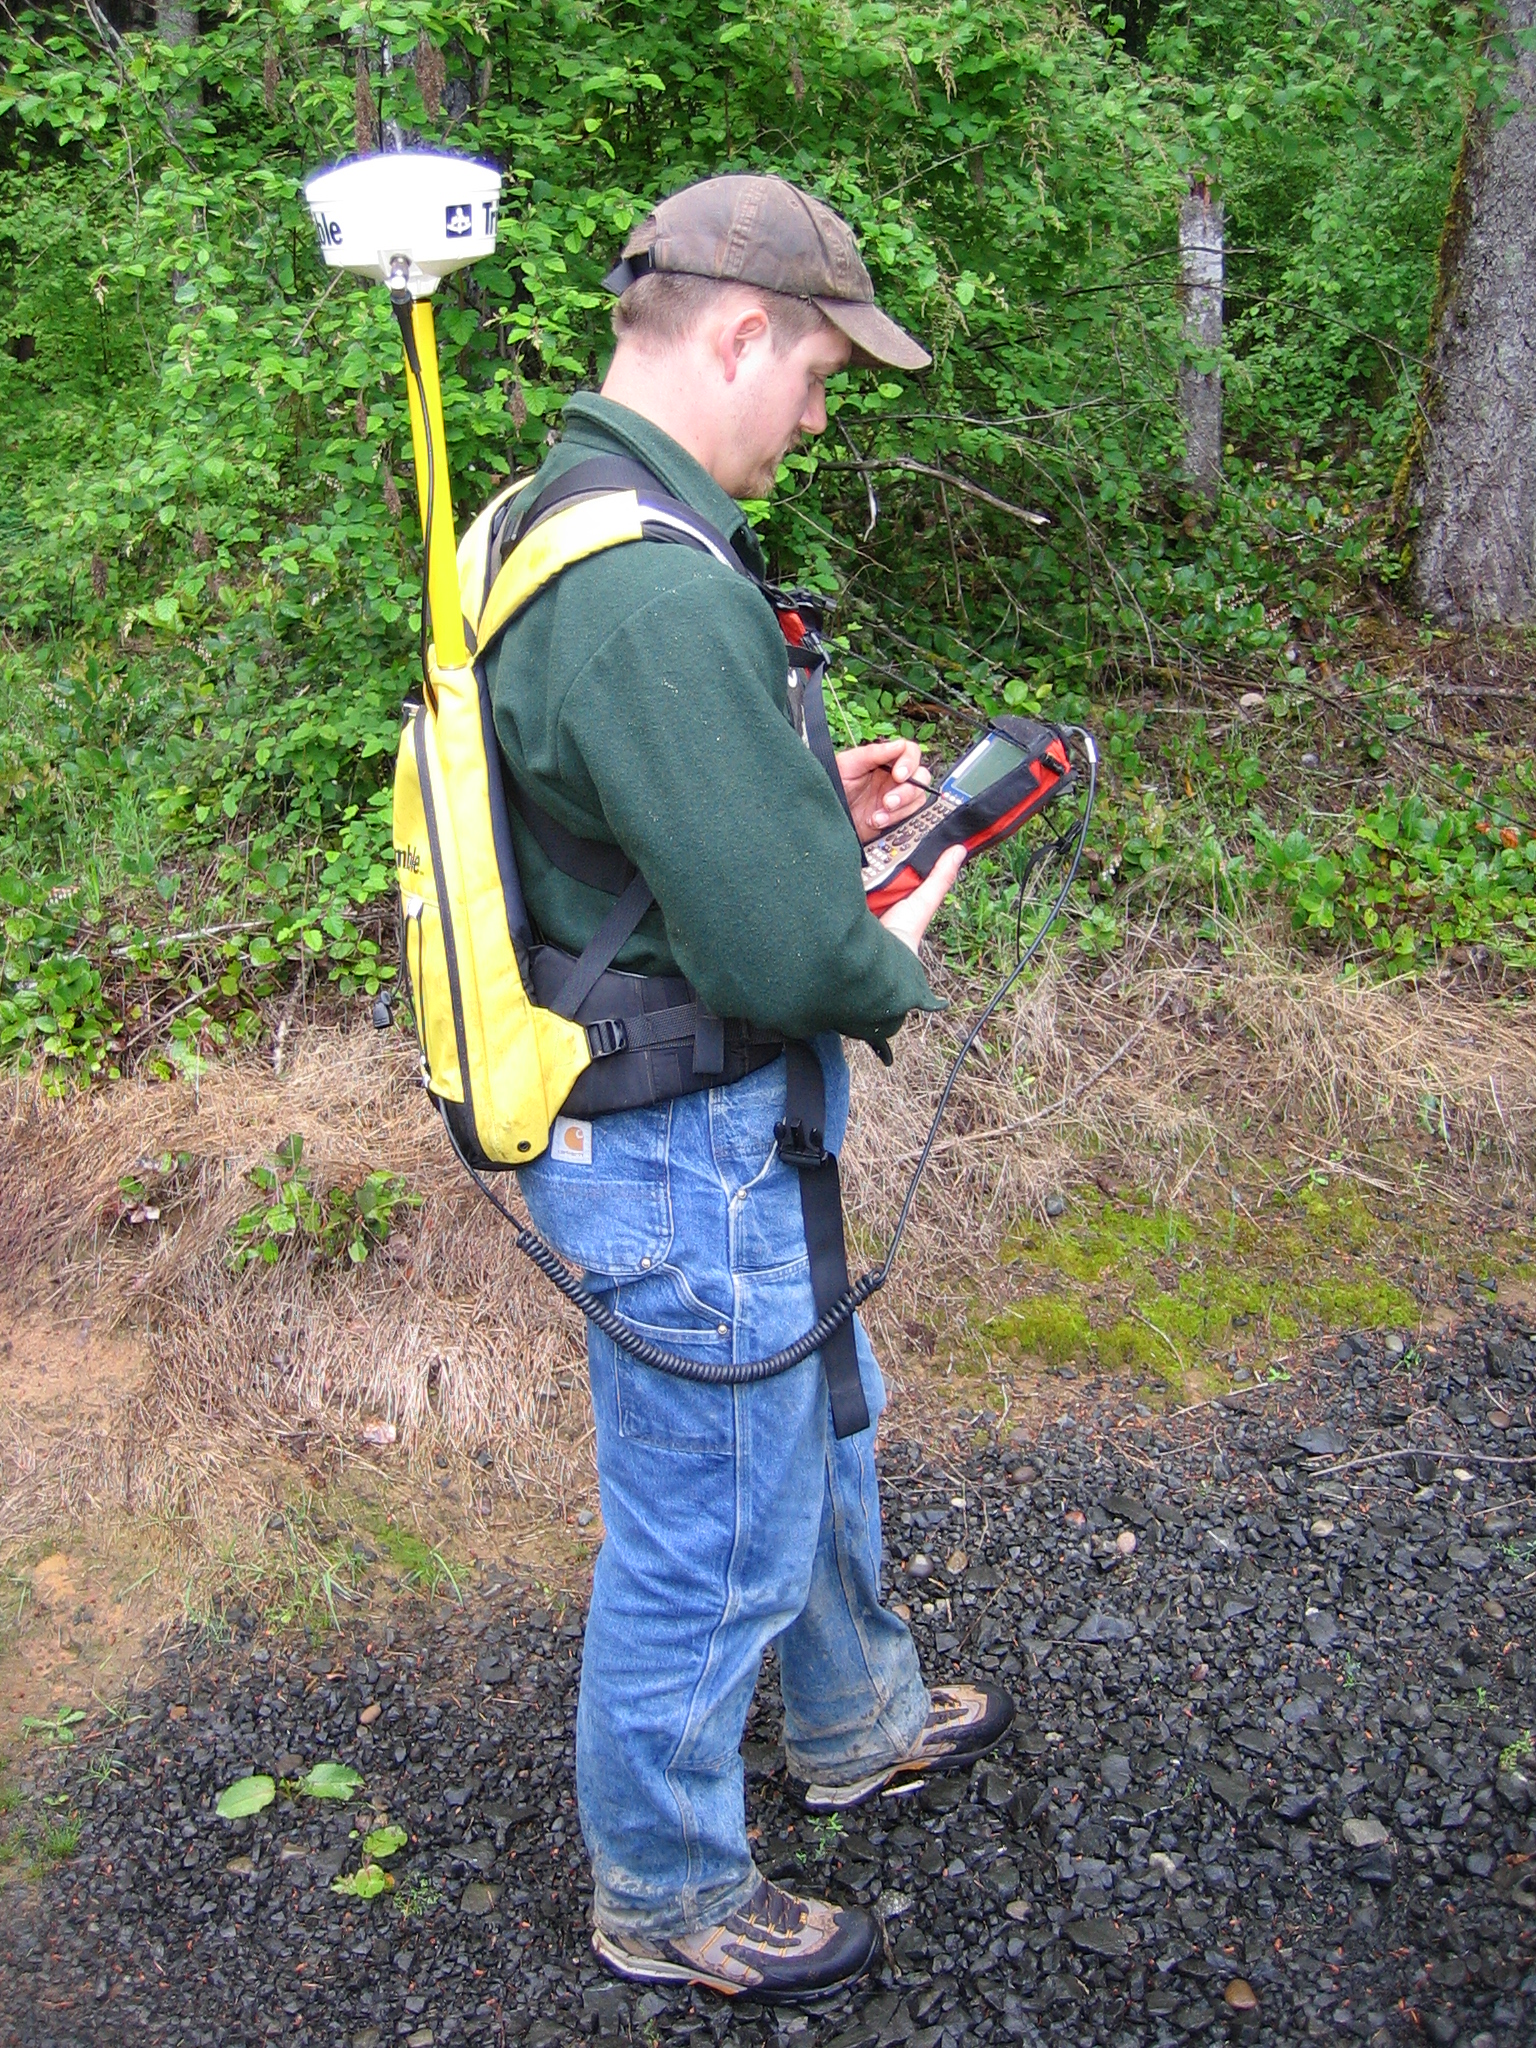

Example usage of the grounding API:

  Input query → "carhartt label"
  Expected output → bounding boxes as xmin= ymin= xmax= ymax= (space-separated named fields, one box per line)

xmin=552 ymin=1116 xmax=592 ymax=1165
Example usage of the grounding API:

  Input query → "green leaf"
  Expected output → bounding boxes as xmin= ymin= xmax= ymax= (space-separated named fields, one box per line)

xmin=332 ymin=1862 xmax=392 ymax=1897
xmin=216 ymin=1774 xmax=276 ymax=1819
xmin=364 ymin=1824 xmax=408 ymax=1859
xmin=299 ymin=1762 xmax=365 ymax=1801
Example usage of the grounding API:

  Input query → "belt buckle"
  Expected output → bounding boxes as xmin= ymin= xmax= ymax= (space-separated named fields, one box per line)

xmin=586 ymin=1017 xmax=628 ymax=1059
xmin=774 ymin=1117 xmax=829 ymax=1169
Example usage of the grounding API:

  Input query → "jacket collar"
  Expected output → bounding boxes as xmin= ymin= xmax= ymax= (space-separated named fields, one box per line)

xmin=560 ymin=393 xmax=765 ymax=577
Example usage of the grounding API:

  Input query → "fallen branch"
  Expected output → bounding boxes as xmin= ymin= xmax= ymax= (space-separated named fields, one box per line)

xmin=1310 ymin=1446 xmax=1536 ymax=1478
xmin=1127 ymin=1306 xmax=1186 ymax=1375
xmin=111 ymin=920 xmax=266 ymax=960
xmin=1148 ymin=1378 xmax=1295 ymax=1423
xmin=818 ymin=455 xmax=1050 ymax=528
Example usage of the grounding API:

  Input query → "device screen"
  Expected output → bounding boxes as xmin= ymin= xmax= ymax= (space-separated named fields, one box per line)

xmin=941 ymin=729 xmax=1030 ymax=801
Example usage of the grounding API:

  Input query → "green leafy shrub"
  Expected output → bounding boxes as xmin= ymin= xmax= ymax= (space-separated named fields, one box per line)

xmin=1253 ymin=795 xmax=1536 ymax=969
xmin=0 ymin=0 xmax=1514 ymax=1081
xmin=230 ymin=1135 xmax=420 ymax=1273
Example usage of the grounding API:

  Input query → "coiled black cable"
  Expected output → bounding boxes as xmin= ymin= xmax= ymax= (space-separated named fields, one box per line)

xmin=443 ymin=731 xmax=1098 ymax=1387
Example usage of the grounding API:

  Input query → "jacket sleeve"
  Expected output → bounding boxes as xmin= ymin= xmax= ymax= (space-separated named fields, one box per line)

xmin=554 ymin=561 xmax=942 ymax=1043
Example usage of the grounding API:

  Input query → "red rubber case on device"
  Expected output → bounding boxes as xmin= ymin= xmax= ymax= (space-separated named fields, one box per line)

xmin=863 ymin=717 xmax=1075 ymax=917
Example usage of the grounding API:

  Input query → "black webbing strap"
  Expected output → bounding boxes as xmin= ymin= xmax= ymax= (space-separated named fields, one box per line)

xmin=506 ymin=777 xmax=638 ymax=897
xmin=776 ymin=1041 xmax=869 ymax=1441
xmin=602 ymin=249 xmax=656 ymax=295
xmin=507 ymin=780 xmax=725 ymax=1072
xmin=502 ymin=453 xmax=749 ymax=569
xmin=797 ymin=660 xmax=861 ymax=841
xmin=552 ymin=870 xmax=656 ymax=1021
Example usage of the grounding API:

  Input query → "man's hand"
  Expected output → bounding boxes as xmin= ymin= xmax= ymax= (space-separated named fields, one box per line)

xmin=879 ymin=843 xmax=967 ymax=957
xmin=836 ymin=738 xmax=931 ymax=844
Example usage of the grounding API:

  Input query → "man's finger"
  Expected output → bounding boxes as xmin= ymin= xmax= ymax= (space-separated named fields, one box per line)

xmin=879 ymin=843 xmax=967 ymax=955
xmin=907 ymin=843 xmax=967 ymax=915
xmin=873 ymin=782 xmax=928 ymax=823
xmin=837 ymin=738 xmax=923 ymax=778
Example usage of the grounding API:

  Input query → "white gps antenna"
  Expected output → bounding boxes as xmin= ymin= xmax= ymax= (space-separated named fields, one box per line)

xmin=303 ymin=151 xmax=502 ymax=299
xmin=301 ymin=151 xmax=505 ymax=675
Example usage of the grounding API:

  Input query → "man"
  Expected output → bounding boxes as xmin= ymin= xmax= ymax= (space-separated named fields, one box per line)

xmin=492 ymin=175 xmax=1013 ymax=2001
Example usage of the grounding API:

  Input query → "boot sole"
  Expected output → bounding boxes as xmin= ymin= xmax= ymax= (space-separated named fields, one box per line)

xmin=592 ymin=1925 xmax=877 ymax=2003
xmin=800 ymin=1721 xmax=1013 ymax=1813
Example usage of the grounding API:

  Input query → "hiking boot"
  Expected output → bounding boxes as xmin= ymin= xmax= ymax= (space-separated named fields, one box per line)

xmin=591 ymin=1876 xmax=880 ymax=2001
xmin=799 ymin=1681 xmax=1016 ymax=1812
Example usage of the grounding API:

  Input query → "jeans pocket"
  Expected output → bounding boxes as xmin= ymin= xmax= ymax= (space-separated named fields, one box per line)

xmin=606 ymin=1269 xmax=736 ymax=1459
xmin=516 ymin=1122 xmax=671 ymax=1281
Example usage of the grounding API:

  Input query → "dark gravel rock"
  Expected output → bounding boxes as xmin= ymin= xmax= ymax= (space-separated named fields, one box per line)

xmin=6 ymin=1297 xmax=1536 ymax=2046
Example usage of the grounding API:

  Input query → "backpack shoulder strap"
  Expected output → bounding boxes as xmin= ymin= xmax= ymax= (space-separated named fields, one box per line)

xmin=472 ymin=456 xmax=743 ymax=651
xmin=456 ymin=477 xmax=528 ymax=652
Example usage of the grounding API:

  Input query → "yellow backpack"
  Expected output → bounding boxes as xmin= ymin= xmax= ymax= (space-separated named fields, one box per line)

xmin=390 ymin=456 xmax=783 ymax=1171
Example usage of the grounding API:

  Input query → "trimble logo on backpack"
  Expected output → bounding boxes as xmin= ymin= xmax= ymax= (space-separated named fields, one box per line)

xmin=396 ymin=846 xmax=422 ymax=873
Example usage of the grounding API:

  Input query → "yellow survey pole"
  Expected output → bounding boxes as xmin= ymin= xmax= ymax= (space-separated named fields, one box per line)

xmin=398 ymin=296 xmax=469 ymax=672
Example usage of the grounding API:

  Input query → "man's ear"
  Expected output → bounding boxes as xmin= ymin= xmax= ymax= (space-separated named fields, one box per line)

xmin=713 ymin=302 xmax=772 ymax=383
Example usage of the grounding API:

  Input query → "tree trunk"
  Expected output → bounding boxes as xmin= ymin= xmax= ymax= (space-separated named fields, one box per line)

xmin=156 ymin=0 xmax=196 ymax=46
xmin=156 ymin=0 xmax=200 ymax=122
xmin=1403 ymin=0 xmax=1536 ymax=624
xmin=1179 ymin=179 xmax=1223 ymax=502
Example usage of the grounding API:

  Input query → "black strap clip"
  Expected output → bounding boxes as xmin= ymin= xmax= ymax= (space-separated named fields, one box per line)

xmin=586 ymin=1017 xmax=629 ymax=1059
xmin=775 ymin=1117 xmax=829 ymax=1170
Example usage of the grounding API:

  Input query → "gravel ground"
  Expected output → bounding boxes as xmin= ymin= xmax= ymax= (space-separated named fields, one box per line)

xmin=7 ymin=1293 xmax=1536 ymax=2048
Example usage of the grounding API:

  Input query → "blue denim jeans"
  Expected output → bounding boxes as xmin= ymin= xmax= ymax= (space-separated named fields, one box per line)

xmin=517 ymin=1036 xmax=929 ymax=1938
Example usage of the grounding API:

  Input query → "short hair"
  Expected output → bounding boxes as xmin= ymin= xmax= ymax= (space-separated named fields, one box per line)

xmin=612 ymin=271 xmax=831 ymax=354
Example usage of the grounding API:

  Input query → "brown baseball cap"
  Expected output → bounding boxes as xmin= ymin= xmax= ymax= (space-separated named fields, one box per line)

xmin=603 ymin=174 xmax=931 ymax=373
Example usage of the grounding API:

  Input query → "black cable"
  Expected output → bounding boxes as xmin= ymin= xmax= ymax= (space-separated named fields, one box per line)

xmin=874 ymin=729 xmax=1097 ymax=1284
xmin=444 ymin=731 xmax=1098 ymax=1386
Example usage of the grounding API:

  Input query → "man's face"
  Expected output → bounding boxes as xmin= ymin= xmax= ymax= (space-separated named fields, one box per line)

xmin=723 ymin=318 xmax=853 ymax=500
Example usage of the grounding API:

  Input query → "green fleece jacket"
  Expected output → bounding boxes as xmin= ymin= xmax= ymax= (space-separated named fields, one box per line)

xmin=488 ymin=395 xmax=939 ymax=1046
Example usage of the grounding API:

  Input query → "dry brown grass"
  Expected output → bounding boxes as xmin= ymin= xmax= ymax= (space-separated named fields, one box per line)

xmin=1 ymin=1029 xmax=591 ymax=1551
xmin=3 ymin=920 xmax=1532 ymax=1558
xmin=844 ymin=917 xmax=1535 ymax=1355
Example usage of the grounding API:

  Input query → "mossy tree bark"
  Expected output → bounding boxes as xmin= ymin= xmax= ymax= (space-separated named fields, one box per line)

xmin=1404 ymin=0 xmax=1536 ymax=624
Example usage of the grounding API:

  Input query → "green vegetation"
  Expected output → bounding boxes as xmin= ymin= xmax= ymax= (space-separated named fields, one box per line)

xmin=18 ymin=1706 xmax=86 ymax=1746
xmin=369 ymin=1518 xmax=464 ymax=1603
xmin=0 ymin=1783 xmax=81 ymax=1880
xmin=211 ymin=1493 xmax=368 ymax=1637
xmin=35 ymin=1814 xmax=81 ymax=1867
xmin=809 ymin=1813 xmax=846 ymax=1862
xmin=230 ymin=1133 xmax=420 ymax=1273
xmin=297 ymin=1761 xmax=365 ymax=1801
xmin=1 ymin=1 xmax=1530 ymax=1089
xmin=198 ymin=1488 xmax=466 ymax=1645
xmin=991 ymin=1298 xmax=1092 ymax=1371
xmin=215 ymin=1774 xmax=276 ymax=1820
xmin=394 ymin=1870 xmax=440 ymax=1920
xmin=331 ymin=1824 xmax=407 ymax=1899
xmin=988 ymin=1185 xmax=1421 ymax=1381
xmin=1499 ymin=1732 xmax=1534 ymax=1775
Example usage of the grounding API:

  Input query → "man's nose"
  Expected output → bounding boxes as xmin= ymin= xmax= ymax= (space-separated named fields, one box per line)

xmin=801 ymin=390 xmax=827 ymax=434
